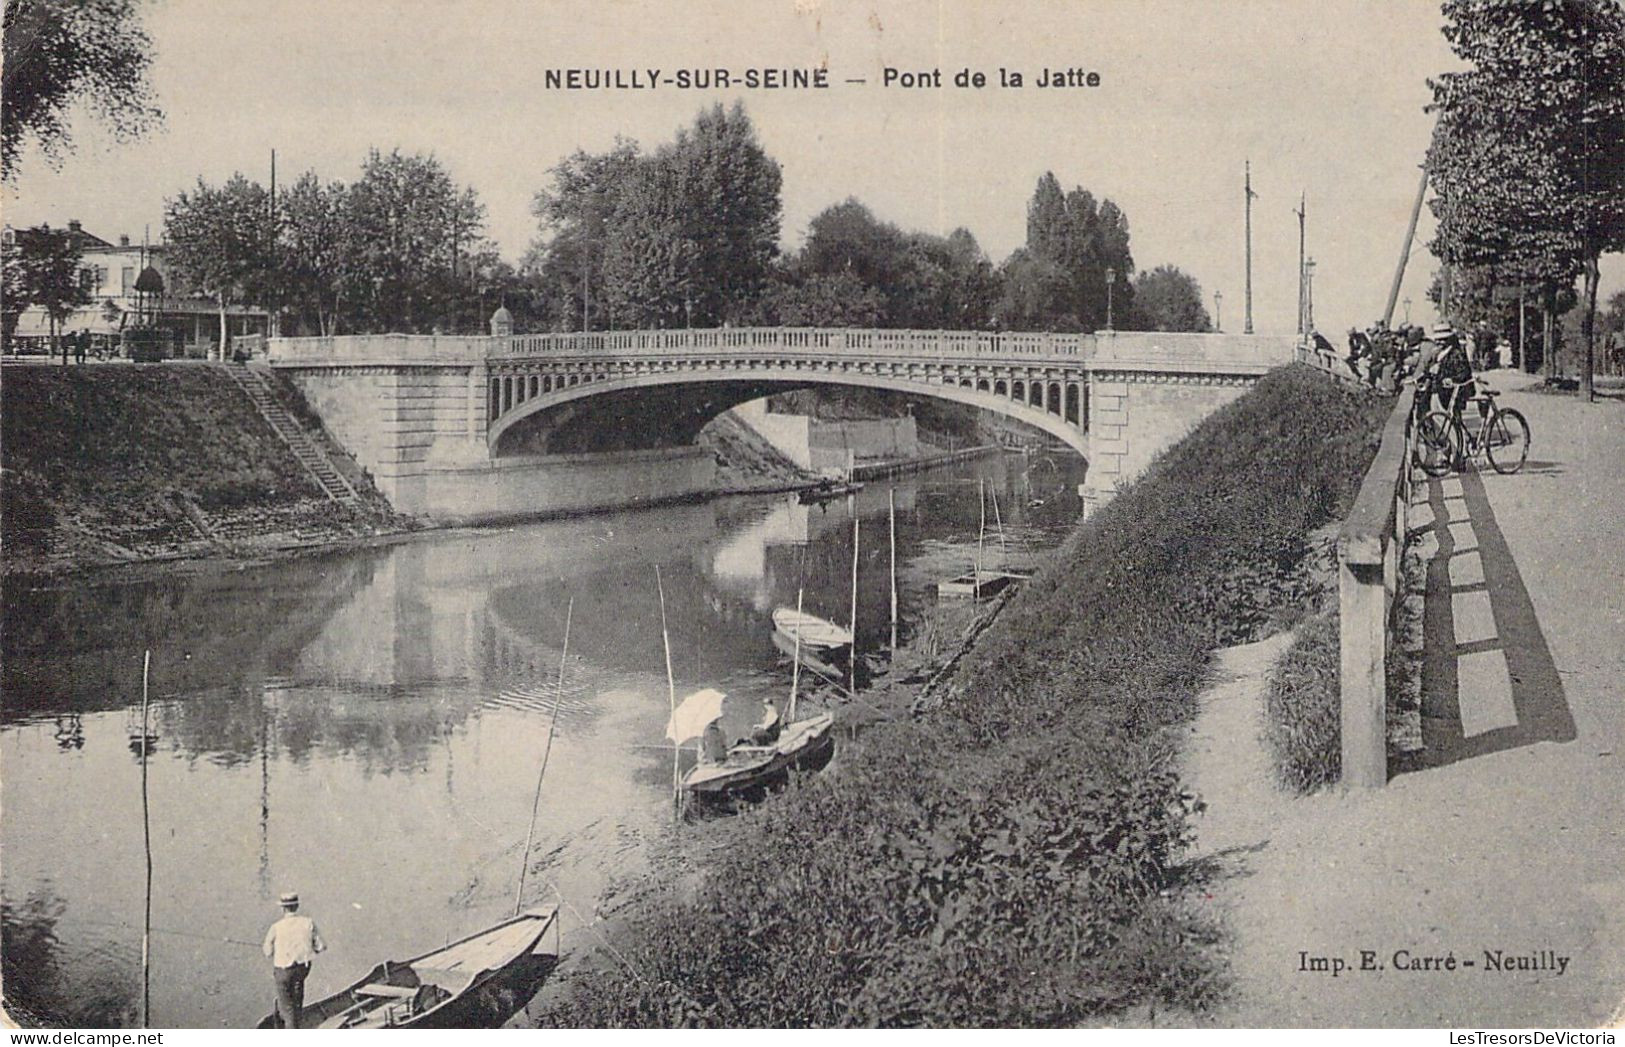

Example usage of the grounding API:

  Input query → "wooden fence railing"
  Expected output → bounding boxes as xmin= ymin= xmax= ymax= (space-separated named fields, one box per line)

xmin=1336 ymin=386 xmax=1419 ymax=787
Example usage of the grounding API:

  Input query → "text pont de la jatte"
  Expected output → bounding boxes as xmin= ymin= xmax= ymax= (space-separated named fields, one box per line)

xmin=883 ymin=67 xmax=1101 ymax=88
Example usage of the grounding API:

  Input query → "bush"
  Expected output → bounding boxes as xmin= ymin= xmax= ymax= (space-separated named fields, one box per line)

xmin=1262 ymin=609 xmax=1342 ymax=793
xmin=538 ymin=366 xmax=1389 ymax=1026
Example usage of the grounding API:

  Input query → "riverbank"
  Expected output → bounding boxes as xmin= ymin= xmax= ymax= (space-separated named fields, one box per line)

xmin=0 ymin=365 xmax=971 ymax=582
xmin=531 ymin=365 xmax=1393 ymax=1027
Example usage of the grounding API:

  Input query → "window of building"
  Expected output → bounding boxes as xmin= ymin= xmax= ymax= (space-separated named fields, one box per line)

xmin=122 ymin=267 xmax=135 ymax=293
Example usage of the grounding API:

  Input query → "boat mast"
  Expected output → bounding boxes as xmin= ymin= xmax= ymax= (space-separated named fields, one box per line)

xmin=516 ymin=597 xmax=572 ymax=916
xmin=974 ymin=479 xmax=985 ymax=603
xmin=140 ymin=650 xmax=152 ymax=1029
xmin=655 ymin=566 xmax=680 ymax=816
xmin=849 ymin=515 xmax=860 ymax=695
xmin=788 ymin=588 xmax=804 ymax=723
xmin=888 ymin=488 xmax=899 ymax=652
xmin=990 ymin=486 xmax=1007 ymax=561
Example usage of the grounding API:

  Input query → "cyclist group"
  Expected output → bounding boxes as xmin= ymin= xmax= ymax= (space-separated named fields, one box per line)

xmin=1344 ymin=319 xmax=1529 ymax=475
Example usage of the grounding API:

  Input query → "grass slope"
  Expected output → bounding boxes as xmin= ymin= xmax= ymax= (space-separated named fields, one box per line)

xmin=1 ymin=365 xmax=388 ymax=566
xmin=545 ymin=365 xmax=1394 ymax=1027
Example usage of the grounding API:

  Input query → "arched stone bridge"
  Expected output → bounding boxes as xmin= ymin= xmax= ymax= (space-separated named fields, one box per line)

xmin=269 ymin=327 xmax=1298 ymax=522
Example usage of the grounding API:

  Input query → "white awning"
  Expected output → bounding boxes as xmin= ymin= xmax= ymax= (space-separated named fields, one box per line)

xmin=664 ymin=688 xmax=727 ymax=746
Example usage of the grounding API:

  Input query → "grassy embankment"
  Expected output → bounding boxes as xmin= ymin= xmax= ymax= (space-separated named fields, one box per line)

xmin=537 ymin=365 xmax=1391 ymax=1027
xmin=1 ymin=365 xmax=399 ymax=575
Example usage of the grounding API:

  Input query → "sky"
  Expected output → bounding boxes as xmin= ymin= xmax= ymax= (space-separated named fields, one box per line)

xmin=6 ymin=0 xmax=1621 ymax=338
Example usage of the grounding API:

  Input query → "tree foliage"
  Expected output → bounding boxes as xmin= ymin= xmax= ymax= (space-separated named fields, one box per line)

xmin=1 ymin=224 xmax=87 ymax=351
xmin=1 ymin=0 xmax=162 ymax=178
xmin=1003 ymin=173 xmax=1136 ymax=331
xmin=1427 ymin=0 xmax=1625 ymax=394
xmin=1128 ymin=265 xmax=1212 ymax=332
xmin=163 ymin=174 xmax=274 ymax=353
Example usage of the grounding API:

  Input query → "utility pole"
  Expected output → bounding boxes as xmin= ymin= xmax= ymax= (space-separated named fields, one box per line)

xmin=268 ymin=149 xmax=278 ymax=339
xmin=1383 ymin=165 xmax=1429 ymax=328
xmin=1304 ymin=258 xmax=1316 ymax=336
xmin=1244 ymin=160 xmax=1257 ymax=334
xmin=1294 ymin=192 xmax=1306 ymax=337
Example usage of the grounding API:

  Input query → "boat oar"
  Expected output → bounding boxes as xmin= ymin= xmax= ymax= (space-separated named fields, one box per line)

xmin=515 ymin=597 xmax=573 ymax=917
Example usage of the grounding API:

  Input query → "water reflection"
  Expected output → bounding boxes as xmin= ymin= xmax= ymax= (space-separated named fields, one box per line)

xmin=0 ymin=453 xmax=1084 ymax=1027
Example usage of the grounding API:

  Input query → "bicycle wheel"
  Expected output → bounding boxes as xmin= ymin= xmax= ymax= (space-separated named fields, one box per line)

xmin=1486 ymin=407 xmax=1530 ymax=474
xmin=1417 ymin=411 xmax=1457 ymax=477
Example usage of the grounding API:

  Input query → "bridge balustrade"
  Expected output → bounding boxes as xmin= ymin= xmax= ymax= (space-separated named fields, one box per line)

xmin=490 ymin=327 xmax=1090 ymax=361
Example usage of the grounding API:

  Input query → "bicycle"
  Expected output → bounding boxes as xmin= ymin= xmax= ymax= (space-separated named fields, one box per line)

xmin=1415 ymin=383 xmax=1530 ymax=477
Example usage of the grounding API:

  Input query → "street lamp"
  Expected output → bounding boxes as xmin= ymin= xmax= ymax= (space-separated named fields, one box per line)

xmin=1214 ymin=290 xmax=1223 ymax=333
xmin=1403 ymin=296 xmax=1412 ymax=324
xmin=1105 ymin=268 xmax=1116 ymax=331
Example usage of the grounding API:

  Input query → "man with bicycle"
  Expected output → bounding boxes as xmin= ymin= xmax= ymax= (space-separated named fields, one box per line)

xmin=1412 ymin=321 xmax=1530 ymax=476
xmin=1414 ymin=322 xmax=1478 ymax=420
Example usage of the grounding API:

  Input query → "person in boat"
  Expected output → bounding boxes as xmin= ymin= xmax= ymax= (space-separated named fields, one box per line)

xmin=700 ymin=717 xmax=728 ymax=764
xmin=749 ymin=696 xmax=782 ymax=745
xmin=263 ymin=890 xmax=326 ymax=1029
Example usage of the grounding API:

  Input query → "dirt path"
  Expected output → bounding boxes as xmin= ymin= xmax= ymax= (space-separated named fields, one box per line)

xmin=1187 ymin=370 xmax=1625 ymax=1028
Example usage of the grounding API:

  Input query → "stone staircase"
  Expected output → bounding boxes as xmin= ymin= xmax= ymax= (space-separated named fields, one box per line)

xmin=217 ymin=363 xmax=361 ymax=503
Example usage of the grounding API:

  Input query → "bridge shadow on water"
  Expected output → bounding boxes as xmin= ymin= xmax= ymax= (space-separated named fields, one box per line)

xmin=1391 ymin=469 xmax=1574 ymax=777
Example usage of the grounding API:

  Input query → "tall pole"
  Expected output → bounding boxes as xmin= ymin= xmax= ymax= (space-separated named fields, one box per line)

xmin=1304 ymin=258 xmax=1316 ymax=335
xmin=1383 ymin=165 xmax=1429 ymax=328
xmin=140 ymin=650 xmax=152 ymax=1029
xmin=788 ymin=588 xmax=804 ymax=723
xmin=655 ymin=566 xmax=679 ymax=814
xmin=848 ymin=516 xmax=860 ymax=695
xmin=268 ymin=149 xmax=277 ymax=338
xmin=1294 ymin=192 xmax=1306 ymax=337
xmin=888 ymin=489 xmax=898 ymax=652
xmin=1244 ymin=160 xmax=1257 ymax=335
xmin=1215 ymin=290 xmax=1223 ymax=332
xmin=516 ymin=597 xmax=572 ymax=916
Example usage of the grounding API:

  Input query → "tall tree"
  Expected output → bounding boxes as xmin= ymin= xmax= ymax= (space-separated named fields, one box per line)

xmin=589 ymin=103 xmax=782 ymax=328
xmin=276 ymin=172 xmax=352 ymax=336
xmin=3 ymin=224 xmax=89 ymax=361
xmin=163 ymin=174 xmax=273 ymax=357
xmin=1 ymin=0 xmax=162 ymax=178
xmin=1129 ymin=265 xmax=1212 ymax=332
xmin=1428 ymin=0 xmax=1625 ymax=399
xmin=343 ymin=149 xmax=487 ymax=333
xmin=1018 ymin=173 xmax=1136 ymax=330
xmin=529 ymin=138 xmax=641 ymax=330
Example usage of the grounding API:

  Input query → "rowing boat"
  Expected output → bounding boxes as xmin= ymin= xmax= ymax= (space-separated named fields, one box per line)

xmin=771 ymin=608 xmax=852 ymax=652
xmin=682 ymin=711 xmax=837 ymax=800
xmin=256 ymin=906 xmax=559 ymax=1029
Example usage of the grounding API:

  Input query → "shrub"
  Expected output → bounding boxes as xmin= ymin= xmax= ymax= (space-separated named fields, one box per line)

xmin=1262 ymin=609 xmax=1342 ymax=792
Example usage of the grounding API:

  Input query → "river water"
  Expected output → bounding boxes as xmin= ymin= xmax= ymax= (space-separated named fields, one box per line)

xmin=1 ymin=452 xmax=1084 ymax=1028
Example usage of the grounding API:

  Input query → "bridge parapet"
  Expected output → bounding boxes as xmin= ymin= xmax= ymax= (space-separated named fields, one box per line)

xmin=269 ymin=327 xmax=1093 ymax=365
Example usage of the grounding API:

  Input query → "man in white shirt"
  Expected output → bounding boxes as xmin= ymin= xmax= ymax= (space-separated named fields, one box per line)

xmin=263 ymin=891 xmax=326 ymax=1028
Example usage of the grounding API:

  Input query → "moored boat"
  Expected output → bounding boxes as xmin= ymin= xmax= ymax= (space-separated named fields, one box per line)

xmin=936 ymin=568 xmax=1031 ymax=600
xmin=256 ymin=906 xmax=559 ymax=1029
xmin=770 ymin=607 xmax=852 ymax=652
xmin=797 ymin=479 xmax=864 ymax=504
xmin=682 ymin=711 xmax=837 ymax=800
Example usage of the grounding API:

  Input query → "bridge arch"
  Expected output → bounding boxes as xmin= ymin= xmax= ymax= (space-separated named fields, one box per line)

xmin=485 ymin=368 xmax=1089 ymax=459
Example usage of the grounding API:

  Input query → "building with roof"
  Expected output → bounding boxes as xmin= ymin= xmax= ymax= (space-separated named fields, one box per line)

xmin=4 ymin=220 xmax=270 ymax=357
